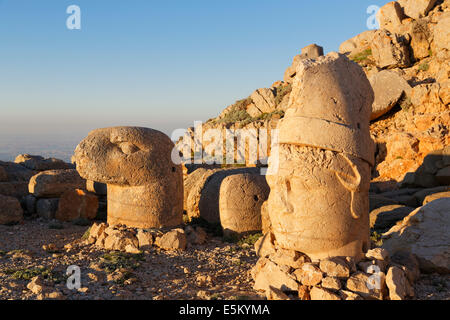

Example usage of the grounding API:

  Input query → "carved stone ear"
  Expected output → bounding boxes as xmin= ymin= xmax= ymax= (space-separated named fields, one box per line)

xmin=334 ymin=153 xmax=362 ymax=193
xmin=333 ymin=153 xmax=363 ymax=219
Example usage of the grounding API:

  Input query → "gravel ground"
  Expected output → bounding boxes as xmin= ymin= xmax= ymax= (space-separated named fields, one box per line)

xmin=0 ymin=218 xmax=261 ymax=300
xmin=0 ymin=218 xmax=448 ymax=300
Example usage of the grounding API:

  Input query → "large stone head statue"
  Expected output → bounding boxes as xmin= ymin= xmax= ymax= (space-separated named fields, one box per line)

xmin=267 ymin=53 xmax=375 ymax=261
xmin=74 ymin=127 xmax=183 ymax=229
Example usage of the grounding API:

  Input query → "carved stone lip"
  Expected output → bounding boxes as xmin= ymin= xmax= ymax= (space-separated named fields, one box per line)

xmin=278 ymin=116 xmax=375 ymax=167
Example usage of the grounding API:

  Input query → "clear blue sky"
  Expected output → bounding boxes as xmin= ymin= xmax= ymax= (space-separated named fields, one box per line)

xmin=0 ymin=0 xmax=387 ymax=141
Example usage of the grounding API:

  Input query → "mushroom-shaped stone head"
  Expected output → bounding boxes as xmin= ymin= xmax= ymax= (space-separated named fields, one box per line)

xmin=74 ymin=127 xmax=179 ymax=186
xmin=73 ymin=127 xmax=183 ymax=229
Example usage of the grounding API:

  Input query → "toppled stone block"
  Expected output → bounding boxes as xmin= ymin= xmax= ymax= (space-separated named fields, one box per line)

xmin=55 ymin=189 xmax=98 ymax=222
xmin=219 ymin=173 xmax=269 ymax=237
xmin=29 ymin=169 xmax=85 ymax=198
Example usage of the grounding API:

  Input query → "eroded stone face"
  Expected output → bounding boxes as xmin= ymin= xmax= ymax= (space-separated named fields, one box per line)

xmin=266 ymin=53 xmax=374 ymax=261
xmin=74 ymin=126 xmax=183 ymax=229
xmin=267 ymin=145 xmax=371 ymax=261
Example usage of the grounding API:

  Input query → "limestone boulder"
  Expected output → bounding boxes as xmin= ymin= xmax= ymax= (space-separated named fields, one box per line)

xmin=284 ymin=44 xmax=324 ymax=83
xmin=369 ymin=70 xmax=412 ymax=120
xmin=310 ymin=287 xmax=341 ymax=300
xmin=386 ymin=266 xmax=413 ymax=300
xmin=55 ymin=189 xmax=98 ymax=222
xmin=377 ymin=1 xmax=405 ymax=33
xmin=219 ymin=173 xmax=269 ymax=237
xmin=0 ymin=194 xmax=23 ymax=225
xmin=136 ymin=229 xmax=154 ymax=250
xmin=339 ymin=30 xmax=376 ymax=57
xmin=74 ymin=127 xmax=183 ymax=229
xmin=345 ymin=272 xmax=386 ymax=300
xmin=251 ymin=258 xmax=298 ymax=292
xmin=432 ymin=11 xmax=450 ymax=53
xmin=294 ymin=263 xmax=323 ymax=286
xmin=14 ymin=154 xmax=73 ymax=171
xmin=382 ymin=198 xmax=450 ymax=273
xmin=155 ymin=229 xmax=187 ymax=251
xmin=403 ymin=0 xmax=437 ymax=19
xmin=371 ymin=29 xmax=411 ymax=69
xmin=29 ymin=169 xmax=85 ymax=198
xmin=250 ymin=88 xmax=276 ymax=114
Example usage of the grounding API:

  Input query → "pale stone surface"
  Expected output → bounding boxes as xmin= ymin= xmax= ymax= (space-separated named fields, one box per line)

xmin=55 ymin=189 xmax=98 ymax=222
xmin=369 ymin=70 xmax=412 ymax=120
xmin=432 ymin=11 xmax=450 ymax=52
xmin=266 ymin=286 xmax=290 ymax=300
xmin=294 ymin=263 xmax=323 ymax=286
xmin=270 ymin=248 xmax=308 ymax=269
xmin=254 ymin=232 xmax=276 ymax=258
xmin=403 ymin=0 xmax=437 ymax=19
xmin=15 ymin=154 xmax=73 ymax=171
xmin=366 ymin=248 xmax=390 ymax=261
xmin=0 ymin=194 xmax=23 ymax=225
xmin=386 ymin=266 xmax=411 ymax=300
xmin=29 ymin=169 xmax=85 ymax=198
xmin=345 ymin=272 xmax=386 ymax=300
xmin=268 ymin=53 xmax=374 ymax=261
xmin=319 ymin=257 xmax=351 ymax=278
xmin=321 ymin=276 xmax=342 ymax=291
xmin=252 ymin=258 xmax=298 ymax=292
xmin=310 ymin=287 xmax=341 ymax=300
xmin=371 ymin=29 xmax=411 ymax=69
xmin=250 ymin=88 xmax=276 ymax=114
xmin=74 ymin=127 xmax=183 ymax=229
xmin=340 ymin=290 xmax=363 ymax=300
xmin=136 ymin=229 xmax=154 ymax=250
xmin=339 ymin=30 xmax=376 ymax=57
xmin=219 ymin=173 xmax=269 ymax=237
xmin=382 ymin=198 xmax=450 ymax=273
xmin=377 ymin=1 xmax=405 ymax=32
xmin=284 ymin=44 xmax=324 ymax=83
xmin=155 ymin=229 xmax=187 ymax=251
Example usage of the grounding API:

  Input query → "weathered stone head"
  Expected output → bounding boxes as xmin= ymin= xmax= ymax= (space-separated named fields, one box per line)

xmin=267 ymin=53 xmax=375 ymax=261
xmin=74 ymin=126 xmax=183 ymax=229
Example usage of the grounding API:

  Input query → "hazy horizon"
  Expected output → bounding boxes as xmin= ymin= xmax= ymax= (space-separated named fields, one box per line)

xmin=0 ymin=0 xmax=387 ymax=162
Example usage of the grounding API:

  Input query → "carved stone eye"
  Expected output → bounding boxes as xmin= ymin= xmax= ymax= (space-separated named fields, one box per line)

xmin=119 ymin=142 xmax=139 ymax=155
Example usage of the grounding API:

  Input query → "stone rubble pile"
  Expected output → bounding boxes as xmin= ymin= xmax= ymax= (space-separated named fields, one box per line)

xmin=252 ymin=234 xmax=418 ymax=300
xmin=84 ymin=222 xmax=207 ymax=253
